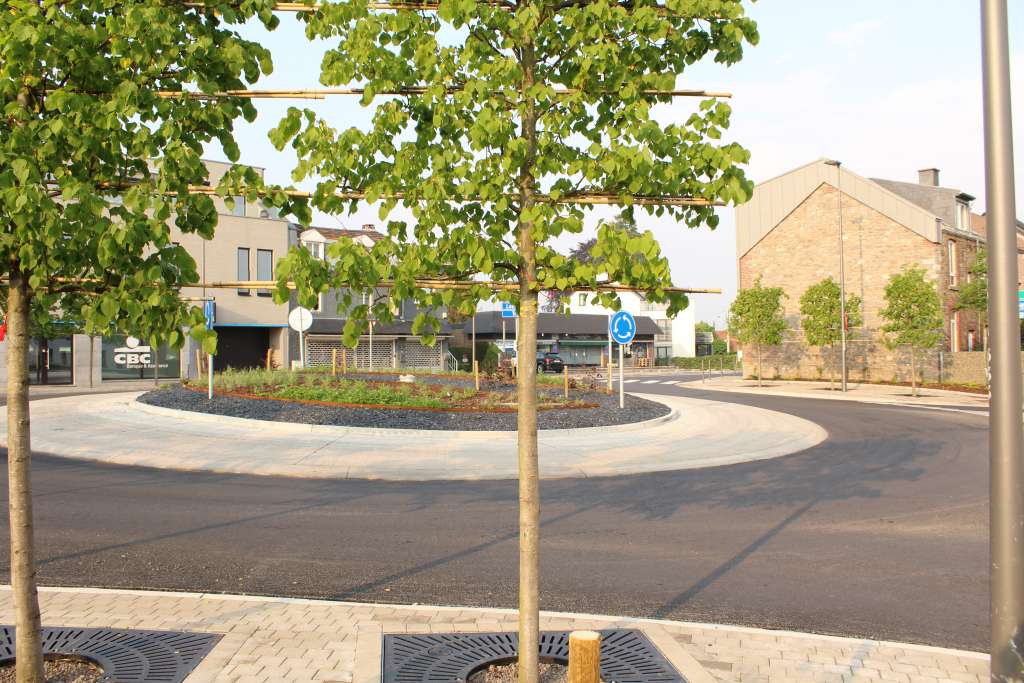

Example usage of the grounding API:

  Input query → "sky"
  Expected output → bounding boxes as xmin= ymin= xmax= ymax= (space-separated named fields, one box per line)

xmin=207 ymin=0 xmax=1024 ymax=326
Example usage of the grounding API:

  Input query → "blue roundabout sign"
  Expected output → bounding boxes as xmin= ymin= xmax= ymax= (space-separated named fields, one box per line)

xmin=609 ymin=310 xmax=636 ymax=345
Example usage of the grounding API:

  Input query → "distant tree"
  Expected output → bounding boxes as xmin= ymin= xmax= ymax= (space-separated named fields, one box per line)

xmin=955 ymin=249 xmax=988 ymax=351
xmin=729 ymin=278 xmax=787 ymax=387
xmin=695 ymin=320 xmax=715 ymax=333
xmin=711 ymin=337 xmax=728 ymax=355
xmin=799 ymin=277 xmax=863 ymax=389
xmin=569 ymin=211 xmax=641 ymax=265
xmin=880 ymin=268 xmax=944 ymax=397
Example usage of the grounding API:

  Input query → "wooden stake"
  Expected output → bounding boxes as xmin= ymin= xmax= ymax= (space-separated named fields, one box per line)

xmin=195 ymin=349 xmax=202 ymax=378
xmin=607 ymin=360 xmax=613 ymax=395
xmin=332 ymin=348 xmax=338 ymax=377
xmin=473 ymin=360 xmax=480 ymax=391
xmin=568 ymin=631 xmax=601 ymax=683
xmin=266 ymin=347 xmax=273 ymax=371
xmin=341 ymin=349 xmax=347 ymax=375
xmin=563 ymin=365 xmax=569 ymax=400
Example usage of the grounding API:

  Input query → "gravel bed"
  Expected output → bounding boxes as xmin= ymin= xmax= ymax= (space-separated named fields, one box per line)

xmin=469 ymin=662 xmax=576 ymax=682
xmin=0 ymin=656 xmax=104 ymax=683
xmin=138 ymin=384 xmax=670 ymax=431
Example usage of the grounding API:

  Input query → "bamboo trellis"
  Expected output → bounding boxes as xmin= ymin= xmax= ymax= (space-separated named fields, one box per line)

xmin=44 ymin=87 xmax=730 ymax=100
xmin=183 ymin=1 xmax=716 ymax=17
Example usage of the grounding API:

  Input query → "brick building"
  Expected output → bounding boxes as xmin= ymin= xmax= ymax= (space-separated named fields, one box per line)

xmin=735 ymin=158 xmax=1023 ymax=382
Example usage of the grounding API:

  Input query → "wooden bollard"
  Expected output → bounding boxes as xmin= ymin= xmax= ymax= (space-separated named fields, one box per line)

xmin=195 ymin=349 xmax=202 ymax=379
xmin=332 ymin=349 xmax=338 ymax=377
xmin=606 ymin=361 xmax=613 ymax=395
xmin=341 ymin=349 xmax=347 ymax=375
xmin=473 ymin=360 xmax=480 ymax=391
xmin=563 ymin=365 xmax=569 ymax=399
xmin=266 ymin=347 xmax=273 ymax=371
xmin=568 ymin=631 xmax=601 ymax=683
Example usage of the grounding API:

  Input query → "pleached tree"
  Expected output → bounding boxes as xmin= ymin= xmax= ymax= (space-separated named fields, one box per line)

xmin=0 ymin=2 xmax=281 ymax=679
xmin=270 ymin=0 xmax=757 ymax=679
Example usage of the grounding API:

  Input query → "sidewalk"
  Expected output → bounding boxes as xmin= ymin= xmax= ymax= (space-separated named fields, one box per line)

xmin=0 ymin=586 xmax=987 ymax=682
xmin=694 ymin=376 xmax=989 ymax=412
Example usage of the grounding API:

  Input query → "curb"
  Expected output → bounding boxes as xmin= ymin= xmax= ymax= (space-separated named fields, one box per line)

xmin=130 ymin=392 xmax=680 ymax=437
xmin=18 ymin=585 xmax=987 ymax=662
xmin=697 ymin=382 xmax=988 ymax=411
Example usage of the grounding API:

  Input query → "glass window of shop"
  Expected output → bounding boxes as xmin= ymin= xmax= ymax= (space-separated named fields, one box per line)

xmin=101 ymin=335 xmax=181 ymax=380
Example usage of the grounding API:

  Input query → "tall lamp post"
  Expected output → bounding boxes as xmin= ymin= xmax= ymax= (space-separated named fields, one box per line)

xmin=981 ymin=0 xmax=1023 ymax=678
xmin=825 ymin=159 xmax=848 ymax=392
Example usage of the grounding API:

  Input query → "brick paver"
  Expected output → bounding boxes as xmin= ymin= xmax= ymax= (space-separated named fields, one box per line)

xmin=0 ymin=586 xmax=987 ymax=682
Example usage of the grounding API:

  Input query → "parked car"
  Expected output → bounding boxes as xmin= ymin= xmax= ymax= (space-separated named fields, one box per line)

xmin=537 ymin=352 xmax=565 ymax=373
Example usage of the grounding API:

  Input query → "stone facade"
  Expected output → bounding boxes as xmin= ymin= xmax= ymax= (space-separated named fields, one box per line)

xmin=738 ymin=183 xmax=985 ymax=383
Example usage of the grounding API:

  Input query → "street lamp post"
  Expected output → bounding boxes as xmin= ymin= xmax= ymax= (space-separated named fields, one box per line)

xmin=825 ymin=159 xmax=848 ymax=392
xmin=981 ymin=0 xmax=1024 ymax=678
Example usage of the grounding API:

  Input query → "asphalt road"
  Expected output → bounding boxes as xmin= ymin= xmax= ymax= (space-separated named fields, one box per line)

xmin=0 ymin=379 xmax=988 ymax=651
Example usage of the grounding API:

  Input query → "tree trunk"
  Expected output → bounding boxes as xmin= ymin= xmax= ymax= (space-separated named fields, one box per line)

xmin=910 ymin=346 xmax=918 ymax=398
xmin=756 ymin=343 xmax=762 ymax=388
xmin=516 ymin=32 xmax=541 ymax=683
xmin=7 ymin=267 xmax=44 ymax=683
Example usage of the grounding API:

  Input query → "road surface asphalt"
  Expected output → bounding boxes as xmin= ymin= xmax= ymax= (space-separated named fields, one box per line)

xmin=0 ymin=378 xmax=988 ymax=651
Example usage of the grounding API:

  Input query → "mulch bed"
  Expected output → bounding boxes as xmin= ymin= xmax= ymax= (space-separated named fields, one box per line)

xmin=469 ymin=662 xmax=585 ymax=682
xmin=0 ymin=656 xmax=104 ymax=683
xmin=139 ymin=384 xmax=670 ymax=431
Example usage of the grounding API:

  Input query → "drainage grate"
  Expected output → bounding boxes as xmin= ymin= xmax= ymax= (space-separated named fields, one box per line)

xmin=382 ymin=629 xmax=687 ymax=683
xmin=0 ymin=626 xmax=222 ymax=682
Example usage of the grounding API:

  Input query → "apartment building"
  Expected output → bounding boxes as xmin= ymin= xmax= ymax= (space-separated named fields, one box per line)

xmin=9 ymin=160 xmax=293 ymax=387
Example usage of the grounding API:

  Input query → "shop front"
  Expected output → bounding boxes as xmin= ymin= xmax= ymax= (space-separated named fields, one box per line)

xmin=101 ymin=335 xmax=181 ymax=381
xmin=29 ymin=336 xmax=74 ymax=385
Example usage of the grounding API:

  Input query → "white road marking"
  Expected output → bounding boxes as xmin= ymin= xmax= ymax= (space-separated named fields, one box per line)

xmin=642 ymin=380 xmax=661 ymax=384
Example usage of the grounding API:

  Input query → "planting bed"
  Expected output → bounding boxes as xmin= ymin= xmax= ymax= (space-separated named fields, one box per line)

xmin=142 ymin=382 xmax=671 ymax=430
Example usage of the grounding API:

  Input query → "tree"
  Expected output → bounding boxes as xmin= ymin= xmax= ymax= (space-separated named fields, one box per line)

xmin=695 ymin=320 xmax=714 ymax=333
xmin=798 ymin=277 xmax=862 ymax=389
xmin=955 ymin=248 xmax=988 ymax=351
xmin=880 ymin=267 xmax=944 ymax=397
xmin=728 ymin=278 xmax=786 ymax=387
xmin=0 ymin=2 xmax=278 ymax=679
xmin=268 ymin=2 xmax=757 ymax=679
xmin=569 ymin=211 xmax=640 ymax=265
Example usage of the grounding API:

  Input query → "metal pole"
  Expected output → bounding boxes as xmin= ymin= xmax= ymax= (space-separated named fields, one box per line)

xmin=472 ymin=314 xmax=476 ymax=372
xmin=834 ymin=162 xmax=849 ymax=392
xmin=981 ymin=1 xmax=1024 ymax=677
xmin=207 ymin=353 xmax=213 ymax=400
xmin=299 ymin=328 xmax=306 ymax=369
xmin=618 ymin=344 xmax=624 ymax=409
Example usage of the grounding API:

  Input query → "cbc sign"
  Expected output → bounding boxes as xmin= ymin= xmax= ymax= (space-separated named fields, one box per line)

xmin=113 ymin=337 xmax=153 ymax=368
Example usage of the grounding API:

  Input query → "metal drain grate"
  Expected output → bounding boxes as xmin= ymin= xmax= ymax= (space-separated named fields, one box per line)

xmin=0 ymin=626 xmax=221 ymax=682
xmin=382 ymin=629 xmax=687 ymax=683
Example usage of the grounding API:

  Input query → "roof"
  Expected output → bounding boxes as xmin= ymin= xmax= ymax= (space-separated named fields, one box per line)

xmin=300 ymin=227 xmax=386 ymax=243
xmin=736 ymin=158 xmax=946 ymax=258
xmin=869 ymin=178 xmax=973 ymax=228
xmin=468 ymin=311 xmax=662 ymax=337
xmin=308 ymin=317 xmax=453 ymax=336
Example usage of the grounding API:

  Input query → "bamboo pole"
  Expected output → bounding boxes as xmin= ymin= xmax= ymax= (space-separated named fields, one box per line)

xmin=474 ymin=360 xmax=480 ymax=391
xmin=136 ymin=87 xmax=730 ymax=100
xmin=183 ymin=1 xmax=716 ymax=17
xmin=568 ymin=631 xmax=601 ymax=683
xmin=332 ymin=348 xmax=338 ymax=376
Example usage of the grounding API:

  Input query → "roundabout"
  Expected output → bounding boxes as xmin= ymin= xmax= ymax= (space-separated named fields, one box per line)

xmin=4 ymin=389 xmax=826 ymax=480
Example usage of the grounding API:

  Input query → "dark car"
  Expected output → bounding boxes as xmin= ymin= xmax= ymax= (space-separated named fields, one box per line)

xmin=537 ymin=352 xmax=565 ymax=373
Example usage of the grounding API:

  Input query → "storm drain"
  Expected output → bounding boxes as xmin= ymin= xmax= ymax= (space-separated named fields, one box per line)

xmin=382 ymin=629 xmax=687 ymax=682
xmin=0 ymin=625 xmax=221 ymax=682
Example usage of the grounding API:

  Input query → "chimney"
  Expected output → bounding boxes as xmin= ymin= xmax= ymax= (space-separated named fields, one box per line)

xmin=918 ymin=168 xmax=940 ymax=187
xmin=362 ymin=223 xmax=376 ymax=232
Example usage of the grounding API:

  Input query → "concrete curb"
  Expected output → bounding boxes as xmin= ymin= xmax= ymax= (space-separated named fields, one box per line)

xmin=130 ymin=392 xmax=681 ymax=438
xmin=699 ymin=381 xmax=989 ymax=411
xmin=21 ymin=585 xmax=987 ymax=662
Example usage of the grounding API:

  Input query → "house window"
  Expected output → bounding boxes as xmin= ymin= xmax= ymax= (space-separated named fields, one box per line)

xmin=950 ymin=312 xmax=960 ymax=352
xmin=948 ymin=240 xmax=958 ymax=286
xmin=304 ymin=241 xmax=324 ymax=260
xmin=956 ymin=201 xmax=971 ymax=231
xmin=236 ymin=247 xmax=250 ymax=296
xmin=577 ymin=293 xmax=586 ymax=306
xmin=230 ymin=196 xmax=245 ymax=217
xmin=256 ymin=249 xmax=273 ymax=296
xmin=654 ymin=319 xmax=672 ymax=343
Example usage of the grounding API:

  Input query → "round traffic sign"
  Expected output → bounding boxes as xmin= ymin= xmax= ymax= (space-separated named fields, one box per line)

xmin=609 ymin=310 xmax=636 ymax=345
xmin=288 ymin=306 xmax=313 ymax=332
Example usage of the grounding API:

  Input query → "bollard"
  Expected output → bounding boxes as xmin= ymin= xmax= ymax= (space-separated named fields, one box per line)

xmin=563 ymin=365 xmax=569 ymax=400
xmin=341 ymin=349 xmax=347 ymax=375
xmin=474 ymin=360 xmax=480 ymax=391
xmin=195 ymin=349 xmax=202 ymax=379
xmin=568 ymin=631 xmax=601 ymax=683
xmin=332 ymin=349 xmax=338 ymax=377
xmin=606 ymin=361 xmax=613 ymax=394
xmin=266 ymin=347 xmax=273 ymax=371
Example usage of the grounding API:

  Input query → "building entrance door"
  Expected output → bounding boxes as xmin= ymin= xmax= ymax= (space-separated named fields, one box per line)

xmin=29 ymin=336 xmax=74 ymax=385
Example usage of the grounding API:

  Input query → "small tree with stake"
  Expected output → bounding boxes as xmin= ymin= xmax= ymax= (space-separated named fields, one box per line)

xmin=0 ymin=2 xmax=279 ymax=679
xmin=268 ymin=1 xmax=758 ymax=680
xmin=880 ymin=267 xmax=944 ymax=397
xmin=728 ymin=277 xmax=786 ymax=387
xmin=799 ymin=276 xmax=862 ymax=390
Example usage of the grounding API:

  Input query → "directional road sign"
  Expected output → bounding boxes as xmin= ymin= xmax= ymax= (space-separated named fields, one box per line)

xmin=204 ymin=300 xmax=216 ymax=330
xmin=501 ymin=302 xmax=517 ymax=319
xmin=289 ymin=306 xmax=314 ymax=332
xmin=609 ymin=310 xmax=636 ymax=345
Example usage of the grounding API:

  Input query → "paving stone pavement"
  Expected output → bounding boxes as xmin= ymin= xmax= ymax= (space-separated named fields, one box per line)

xmin=0 ymin=586 xmax=988 ymax=682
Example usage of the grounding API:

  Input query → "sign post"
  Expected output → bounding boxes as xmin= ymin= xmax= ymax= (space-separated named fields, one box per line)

xmin=609 ymin=311 xmax=636 ymax=409
xmin=289 ymin=307 xmax=314 ymax=369
xmin=204 ymin=299 xmax=215 ymax=400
